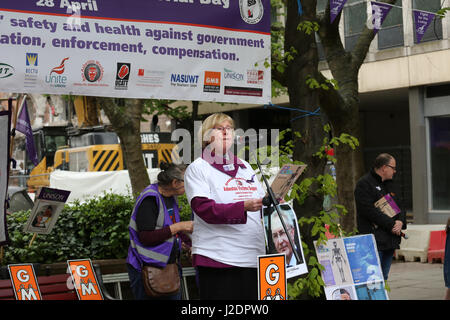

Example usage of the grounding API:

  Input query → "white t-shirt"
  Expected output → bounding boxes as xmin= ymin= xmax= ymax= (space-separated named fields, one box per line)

xmin=185 ymin=157 xmax=266 ymax=267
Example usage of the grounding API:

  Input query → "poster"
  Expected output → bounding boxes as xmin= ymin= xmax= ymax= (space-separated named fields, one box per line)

xmin=269 ymin=164 xmax=306 ymax=200
xmin=0 ymin=110 xmax=11 ymax=245
xmin=314 ymin=234 xmax=388 ymax=300
xmin=23 ymin=187 xmax=70 ymax=234
xmin=314 ymin=238 xmax=352 ymax=287
xmin=0 ymin=0 xmax=271 ymax=104
xmin=263 ymin=203 xmax=308 ymax=278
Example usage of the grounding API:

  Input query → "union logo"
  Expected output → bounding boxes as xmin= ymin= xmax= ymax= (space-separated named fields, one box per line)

xmin=81 ymin=60 xmax=103 ymax=83
xmin=239 ymin=0 xmax=264 ymax=24
xmin=51 ymin=57 xmax=69 ymax=75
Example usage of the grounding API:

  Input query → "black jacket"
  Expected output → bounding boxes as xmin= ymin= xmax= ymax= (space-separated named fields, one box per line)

xmin=354 ymin=169 xmax=407 ymax=251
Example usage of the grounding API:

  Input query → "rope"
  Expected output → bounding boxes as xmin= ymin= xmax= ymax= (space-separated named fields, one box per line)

xmin=297 ymin=0 xmax=303 ymax=16
xmin=264 ymin=102 xmax=321 ymax=122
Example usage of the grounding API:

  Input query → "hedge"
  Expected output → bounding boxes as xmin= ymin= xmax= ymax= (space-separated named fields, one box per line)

xmin=2 ymin=192 xmax=192 ymax=265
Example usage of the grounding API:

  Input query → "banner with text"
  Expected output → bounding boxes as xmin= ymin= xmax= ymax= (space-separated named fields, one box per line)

xmin=0 ymin=0 xmax=271 ymax=104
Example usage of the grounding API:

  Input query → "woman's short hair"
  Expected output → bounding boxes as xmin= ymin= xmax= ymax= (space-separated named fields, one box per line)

xmin=373 ymin=153 xmax=393 ymax=169
xmin=198 ymin=113 xmax=234 ymax=149
xmin=157 ymin=162 xmax=187 ymax=186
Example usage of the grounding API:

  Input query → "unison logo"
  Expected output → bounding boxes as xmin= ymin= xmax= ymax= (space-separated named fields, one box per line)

xmin=224 ymin=68 xmax=244 ymax=81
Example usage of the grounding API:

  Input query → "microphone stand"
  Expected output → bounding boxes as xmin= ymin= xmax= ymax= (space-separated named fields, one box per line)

xmin=253 ymin=153 xmax=301 ymax=263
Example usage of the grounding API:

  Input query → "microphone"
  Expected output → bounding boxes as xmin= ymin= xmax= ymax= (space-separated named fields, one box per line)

xmin=262 ymin=196 xmax=271 ymax=207
xmin=400 ymin=231 xmax=408 ymax=239
xmin=234 ymin=134 xmax=261 ymax=145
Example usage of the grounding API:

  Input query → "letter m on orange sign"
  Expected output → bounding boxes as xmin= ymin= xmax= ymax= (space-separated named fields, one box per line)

xmin=8 ymin=264 xmax=42 ymax=300
xmin=67 ymin=259 xmax=103 ymax=300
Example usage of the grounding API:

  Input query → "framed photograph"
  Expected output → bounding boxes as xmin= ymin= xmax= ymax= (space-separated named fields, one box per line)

xmin=23 ymin=187 xmax=70 ymax=235
xmin=263 ymin=203 xmax=307 ymax=278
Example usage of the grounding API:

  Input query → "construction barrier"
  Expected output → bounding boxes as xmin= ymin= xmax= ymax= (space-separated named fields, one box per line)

xmin=395 ymin=224 xmax=446 ymax=263
xmin=427 ymin=230 xmax=447 ymax=263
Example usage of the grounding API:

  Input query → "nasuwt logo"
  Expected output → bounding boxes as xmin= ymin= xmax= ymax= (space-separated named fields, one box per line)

xmin=239 ymin=0 xmax=264 ymax=24
xmin=0 ymin=63 xmax=15 ymax=79
xmin=170 ymin=73 xmax=199 ymax=87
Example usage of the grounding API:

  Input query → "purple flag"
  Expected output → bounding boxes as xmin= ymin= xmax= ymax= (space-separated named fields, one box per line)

xmin=370 ymin=1 xmax=393 ymax=34
xmin=15 ymin=100 xmax=39 ymax=166
xmin=413 ymin=10 xmax=435 ymax=43
xmin=330 ymin=0 xmax=348 ymax=23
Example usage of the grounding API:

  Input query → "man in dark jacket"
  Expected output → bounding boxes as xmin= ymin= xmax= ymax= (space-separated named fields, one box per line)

xmin=354 ymin=153 xmax=407 ymax=280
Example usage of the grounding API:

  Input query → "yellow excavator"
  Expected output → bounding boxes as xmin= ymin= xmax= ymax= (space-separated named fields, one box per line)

xmin=26 ymin=97 xmax=177 ymax=190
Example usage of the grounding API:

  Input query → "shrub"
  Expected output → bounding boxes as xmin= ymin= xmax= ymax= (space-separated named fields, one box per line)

xmin=3 ymin=192 xmax=193 ymax=265
xmin=3 ymin=193 xmax=134 ymax=264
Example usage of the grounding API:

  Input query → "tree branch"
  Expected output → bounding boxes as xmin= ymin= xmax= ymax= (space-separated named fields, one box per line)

xmin=350 ymin=0 xmax=397 ymax=70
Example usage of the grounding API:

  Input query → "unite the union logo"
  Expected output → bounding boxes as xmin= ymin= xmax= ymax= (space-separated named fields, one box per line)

xmin=46 ymin=57 xmax=69 ymax=88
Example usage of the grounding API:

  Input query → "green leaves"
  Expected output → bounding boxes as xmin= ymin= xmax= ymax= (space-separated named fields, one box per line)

xmin=297 ymin=21 xmax=319 ymax=35
xmin=437 ymin=7 xmax=450 ymax=19
xmin=306 ymin=75 xmax=339 ymax=91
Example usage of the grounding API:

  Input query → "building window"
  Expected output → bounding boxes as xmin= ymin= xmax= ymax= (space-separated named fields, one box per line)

xmin=413 ymin=0 xmax=442 ymax=44
xmin=377 ymin=0 xmax=403 ymax=49
xmin=344 ymin=0 xmax=367 ymax=51
xmin=429 ymin=116 xmax=450 ymax=210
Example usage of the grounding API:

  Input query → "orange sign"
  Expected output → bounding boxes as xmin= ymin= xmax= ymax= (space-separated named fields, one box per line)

xmin=67 ymin=259 xmax=103 ymax=300
xmin=204 ymin=71 xmax=221 ymax=86
xmin=204 ymin=71 xmax=221 ymax=93
xmin=8 ymin=264 xmax=42 ymax=300
xmin=258 ymin=254 xmax=287 ymax=300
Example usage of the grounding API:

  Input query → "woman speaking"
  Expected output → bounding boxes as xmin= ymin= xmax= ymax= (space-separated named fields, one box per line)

xmin=184 ymin=113 xmax=266 ymax=300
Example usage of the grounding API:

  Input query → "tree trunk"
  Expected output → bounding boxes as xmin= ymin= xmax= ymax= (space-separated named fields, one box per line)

xmin=332 ymin=106 xmax=365 ymax=233
xmin=285 ymin=0 xmax=327 ymax=257
xmin=97 ymin=97 xmax=149 ymax=197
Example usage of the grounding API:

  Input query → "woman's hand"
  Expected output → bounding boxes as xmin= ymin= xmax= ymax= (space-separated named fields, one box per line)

xmin=244 ymin=198 xmax=263 ymax=212
xmin=170 ymin=221 xmax=194 ymax=235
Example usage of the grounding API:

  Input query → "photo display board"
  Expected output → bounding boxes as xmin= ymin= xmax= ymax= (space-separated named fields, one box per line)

xmin=314 ymin=234 xmax=388 ymax=300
